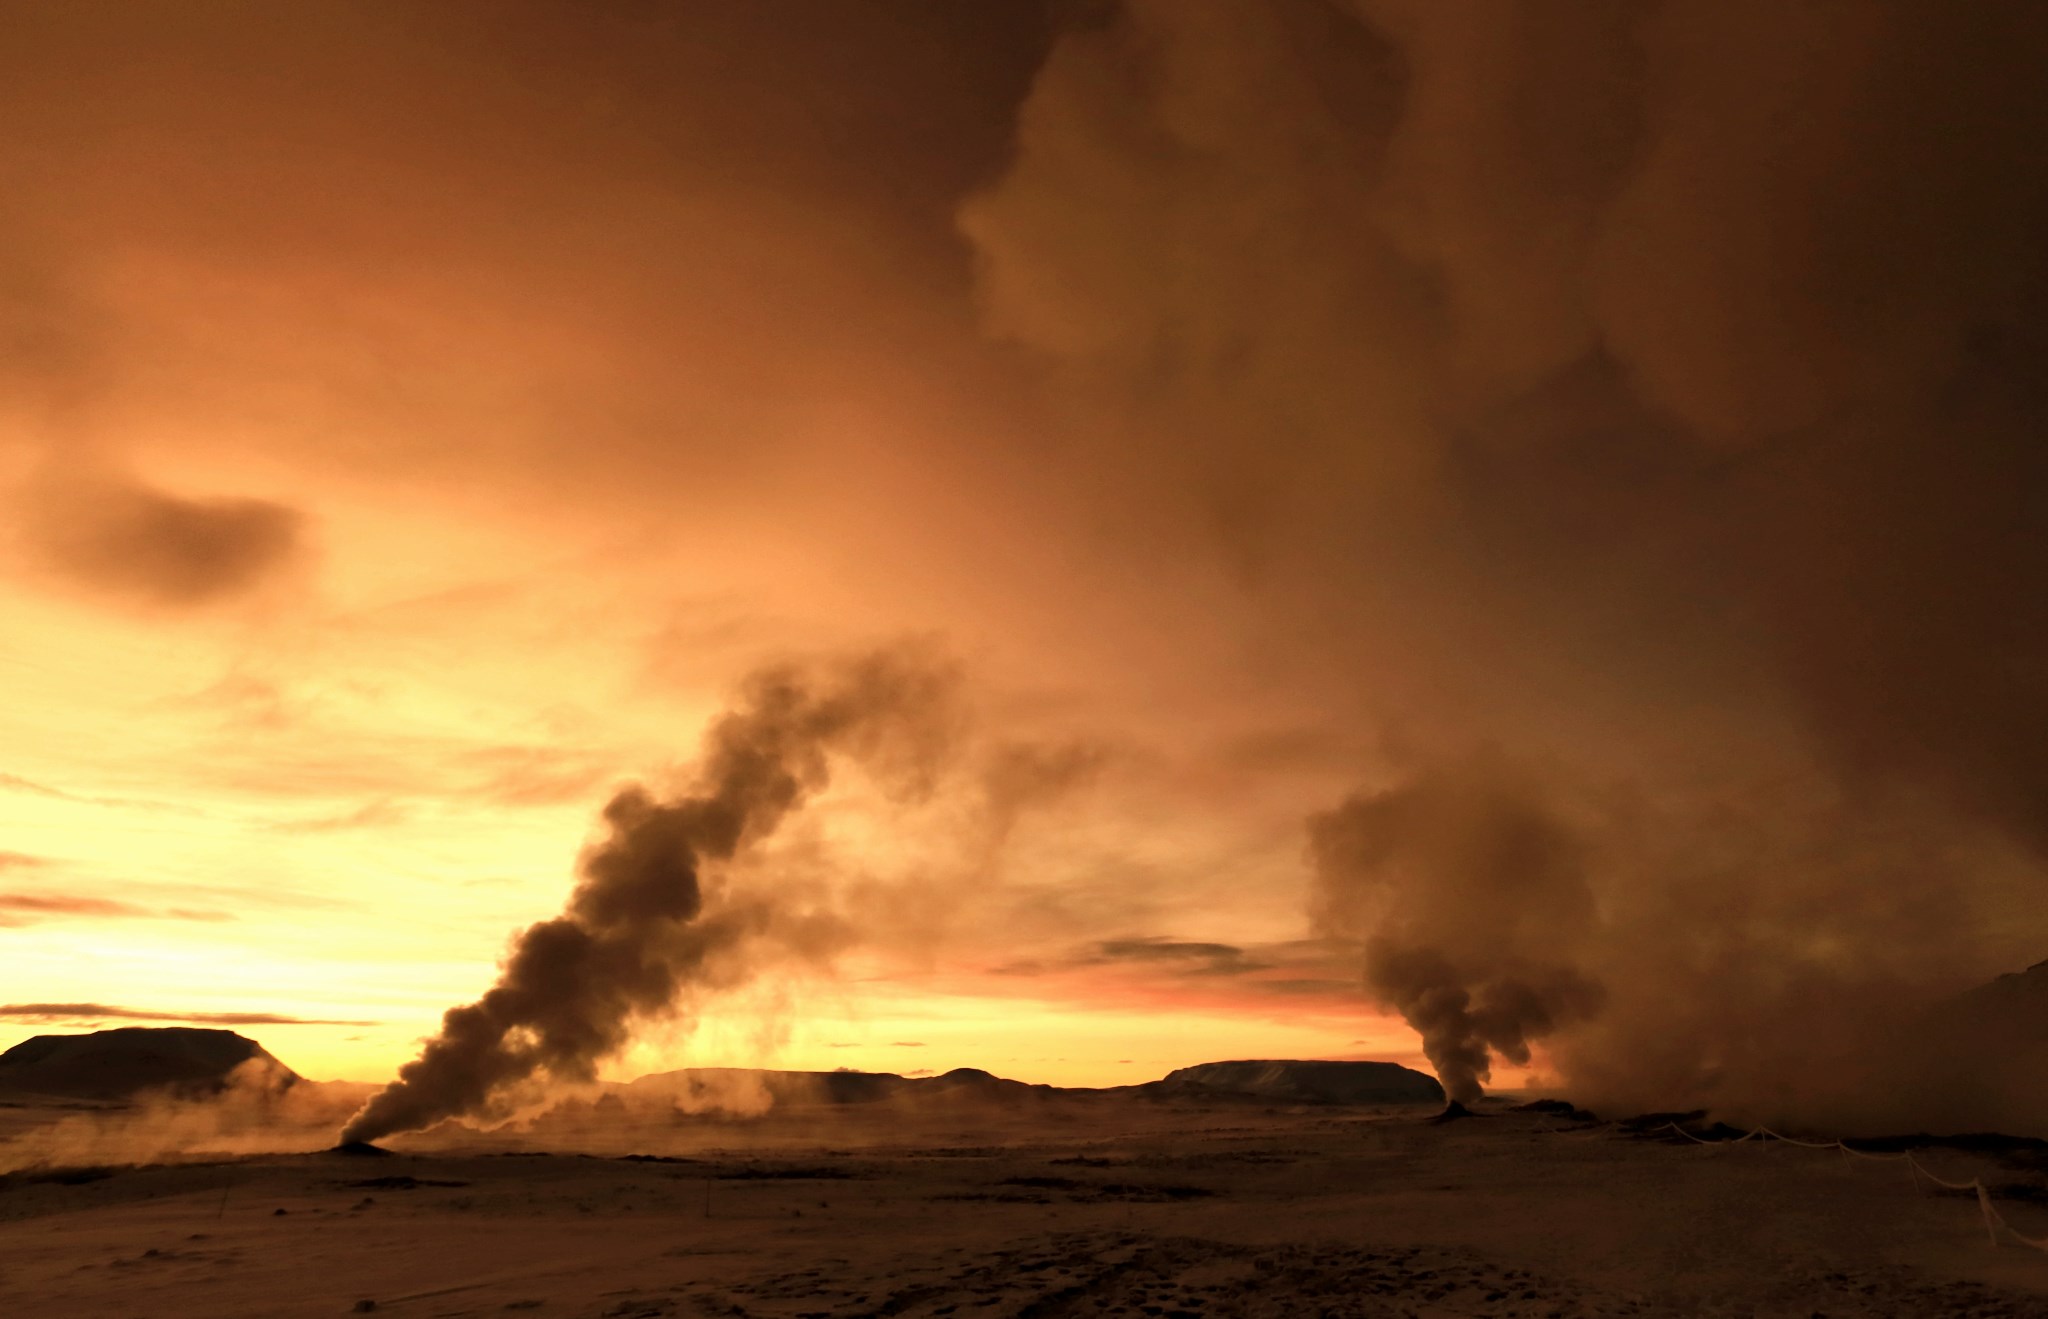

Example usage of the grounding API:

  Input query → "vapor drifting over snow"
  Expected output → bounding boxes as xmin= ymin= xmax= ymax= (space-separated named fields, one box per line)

xmin=342 ymin=650 xmax=956 ymax=1144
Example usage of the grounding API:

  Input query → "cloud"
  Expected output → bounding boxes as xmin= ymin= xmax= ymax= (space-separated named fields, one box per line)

xmin=0 ymin=893 xmax=144 ymax=918
xmin=980 ymin=740 xmax=1109 ymax=815
xmin=461 ymin=746 xmax=621 ymax=807
xmin=0 ymin=772 xmax=69 ymax=799
xmin=998 ymin=936 xmax=1268 ymax=979
xmin=25 ymin=474 xmax=308 ymax=608
xmin=986 ymin=935 xmax=1368 ymax=1021
xmin=1208 ymin=726 xmax=1368 ymax=777
xmin=0 ymin=851 xmax=49 ymax=870
xmin=266 ymin=799 xmax=413 ymax=834
xmin=0 ymin=770 xmax=203 ymax=816
xmin=0 ymin=893 xmax=235 ymax=925
xmin=1092 ymin=937 xmax=1257 ymax=973
xmin=0 ymin=1003 xmax=374 ymax=1027
xmin=1257 ymin=978 xmax=1371 ymax=997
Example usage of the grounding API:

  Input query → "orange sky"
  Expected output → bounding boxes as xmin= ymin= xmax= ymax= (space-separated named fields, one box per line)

xmin=0 ymin=2 xmax=1437 ymax=1087
xmin=4 ymin=2 xmax=2046 ymax=1119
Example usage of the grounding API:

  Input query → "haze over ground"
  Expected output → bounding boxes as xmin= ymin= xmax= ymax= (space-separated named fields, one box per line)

xmin=3 ymin=1 xmax=2046 ymax=1136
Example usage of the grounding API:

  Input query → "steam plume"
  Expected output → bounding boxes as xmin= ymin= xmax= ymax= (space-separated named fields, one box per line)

xmin=1309 ymin=759 xmax=1603 ymax=1104
xmin=970 ymin=0 xmax=2048 ymax=1127
xmin=341 ymin=649 xmax=954 ymax=1144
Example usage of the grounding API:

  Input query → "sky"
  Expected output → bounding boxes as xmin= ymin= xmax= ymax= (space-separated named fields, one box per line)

xmin=3 ymin=1 xmax=2046 ymax=1126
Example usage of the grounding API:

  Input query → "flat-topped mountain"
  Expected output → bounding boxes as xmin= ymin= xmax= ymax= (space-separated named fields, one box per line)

xmin=1142 ymin=1059 xmax=1444 ymax=1106
xmin=0 ymin=1027 xmax=299 ymax=1102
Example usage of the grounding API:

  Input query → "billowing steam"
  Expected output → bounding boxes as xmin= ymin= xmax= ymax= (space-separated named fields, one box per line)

xmin=1308 ymin=759 xmax=1603 ymax=1105
xmin=342 ymin=649 xmax=955 ymax=1145
xmin=968 ymin=0 xmax=2048 ymax=1127
xmin=1306 ymin=756 xmax=2012 ymax=1125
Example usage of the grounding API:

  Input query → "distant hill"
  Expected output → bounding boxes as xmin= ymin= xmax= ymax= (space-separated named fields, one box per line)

xmin=623 ymin=1065 xmax=1054 ymax=1109
xmin=0 ymin=1027 xmax=299 ymax=1102
xmin=621 ymin=1059 xmax=1441 ymax=1110
xmin=0 ymin=1026 xmax=1444 ymax=1117
xmin=1140 ymin=1059 xmax=1443 ymax=1106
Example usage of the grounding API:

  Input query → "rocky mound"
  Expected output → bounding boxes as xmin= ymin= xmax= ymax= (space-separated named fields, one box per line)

xmin=1143 ymin=1059 xmax=1444 ymax=1106
xmin=0 ymin=1027 xmax=299 ymax=1102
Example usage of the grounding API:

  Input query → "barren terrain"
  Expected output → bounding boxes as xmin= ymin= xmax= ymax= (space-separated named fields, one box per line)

xmin=4 ymin=1100 xmax=2045 ymax=1318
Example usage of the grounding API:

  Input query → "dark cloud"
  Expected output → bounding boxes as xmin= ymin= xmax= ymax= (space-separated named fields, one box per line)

xmin=0 ymin=1003 xmax=373 ymax=1026
xmin=1091 ymin=937 xmax=1258 ymax=975
xmin=28 ymin=475 xmax=307 ymax=608
xmin=1257 ymin=979 xmax=1368 ymax=998
xmin=994 ymin=936 xmax=1365 ymax=1013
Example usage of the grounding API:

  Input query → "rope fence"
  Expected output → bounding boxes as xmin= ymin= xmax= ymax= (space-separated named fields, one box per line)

xmin=1662 ymin=1122 xmax=2048 ymax=1253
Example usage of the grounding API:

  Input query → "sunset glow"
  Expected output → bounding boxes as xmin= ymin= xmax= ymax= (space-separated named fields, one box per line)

xmin=4 ymin=3 xmax=2044 ymax=1133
